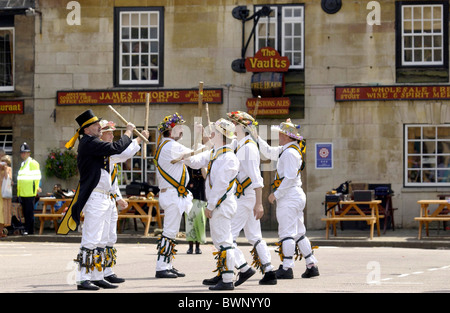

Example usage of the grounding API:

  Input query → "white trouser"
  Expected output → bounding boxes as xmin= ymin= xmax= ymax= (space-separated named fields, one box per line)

xmin=156 ymin=188 xmax=191 ymax=271
xmin=209 ymin=196 xmax=236 ymax=283
xmin=104 ymin=200 xmax=119 ymax=278
xmin=276 ymin=186 xmax=317 ymax=269
xmin=231 ymin=192 xmax=273 ymax=273
xmin=77 ymin=191 xmax=113 ymax=282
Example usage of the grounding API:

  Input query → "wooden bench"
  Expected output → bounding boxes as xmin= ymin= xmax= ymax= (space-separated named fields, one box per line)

xmin=321 ymin=200 xmax=382 ymax=240
xmin=118 ymin=197 xmax=163 ymax=236
xmin=415 ymin=200 xmax=450 ymax=239
xmin=35 ymin=198 xmax=72 ymax=235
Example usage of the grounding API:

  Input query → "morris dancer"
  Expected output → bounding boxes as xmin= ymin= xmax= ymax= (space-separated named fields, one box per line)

xmin=99 ymin=120 xmax=149 ymax=284
xmin=253 ymin=119 xmax=319 ymax=279
xmin=185 ymin=119 xmax=239 ymax=290
xmin=153 ymin=113 xmax=193 ymax=278
xmin=58 ymin=109 xmax=135 ymax=291
xmin=227 ymin=111 xmax=277 ymax=286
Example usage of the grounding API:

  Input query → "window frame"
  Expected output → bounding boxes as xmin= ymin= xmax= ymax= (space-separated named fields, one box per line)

xmin=404 ymin=124 xmax=450 ymax=187
xmin=114 ymin=126 xmax=158 ymax=189
xmin=0 ymin=27 xmax=15 ymax=92
xmin=254 ymin=4 xmax=305 ymax=70
xmin=396 ymin=1 xmax=449 ymax=69
xmin=113 ymin=7 xmax=164 ymax=87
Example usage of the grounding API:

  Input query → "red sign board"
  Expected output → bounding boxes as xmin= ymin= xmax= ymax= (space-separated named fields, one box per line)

xmin=246 ymin=97 xmax=291 ymax=116
xmin=245 ymin=47 xmax=290 ymax=73
xmin=0 ymin=100 xmax=24 ymax=114
xmin=335 ymin=85 xmax=450 ymax=101
xmin=57 ymin=89 xmax=223 ymax=106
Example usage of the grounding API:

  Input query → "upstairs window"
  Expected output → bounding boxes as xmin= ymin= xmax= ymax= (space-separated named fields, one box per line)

xmin=0 ymin=27 xmax=14 ymax=92
xmin=255 ymin=4 xmax=304 ymax=69
xmin=401 ymin=4 xmax=445 ymax=66
xmin=114 ymin=7 xmax=164 ymax=87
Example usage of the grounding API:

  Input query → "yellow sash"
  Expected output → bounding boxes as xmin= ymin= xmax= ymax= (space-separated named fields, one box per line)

xmin=154 ymin=140 xmax=188 ymax=198
xmin=271 ymin=144 xmax=304 ymax=192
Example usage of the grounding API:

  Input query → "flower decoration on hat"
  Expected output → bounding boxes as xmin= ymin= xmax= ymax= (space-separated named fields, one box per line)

xmin=100 ymin=120 xmax=116 ymax=132
xmin=276 ymin=118 xmax=303 ymax=141
xmin=214 ymin=118 xmax=236 ymax=139
xmin=227 ymin=111 xmax=258 ymax=127
xmin=158 ymin=112 xmax=185 ymax=133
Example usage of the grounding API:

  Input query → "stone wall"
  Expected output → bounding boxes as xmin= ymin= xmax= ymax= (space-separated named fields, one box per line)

xmin=30 ymin=0 xmax=450 ymax=230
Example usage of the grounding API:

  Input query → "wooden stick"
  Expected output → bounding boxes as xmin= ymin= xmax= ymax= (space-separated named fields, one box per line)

xmin=253 ymin=95 xmax=261 ymax=119
xmin=143 ymin=93 xmax=150 ymax=158
xmin=194 ymin=82 xmax=204 ymax=150
xmin=108 ymin=105 xmax=150 ymax=144
xmin=205 ymin=102 xmax=211 ymax=130
xmin=170 ymin=147 xmax=206 ymax=164
xmin=197 ymin=81 xmax=204 ymax=118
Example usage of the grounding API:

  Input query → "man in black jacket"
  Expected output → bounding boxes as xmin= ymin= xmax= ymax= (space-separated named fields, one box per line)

xmin=58 ymin=109 xmax=135 ymax=291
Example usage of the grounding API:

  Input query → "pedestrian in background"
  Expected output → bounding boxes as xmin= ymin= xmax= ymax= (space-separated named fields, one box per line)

xmin=186 ymin=167 xmax=206 ymax=254
xmin=0 ymin=155 xmax=13 ymax=237
xmin=17 ymin=143 xmax=41 ymax=235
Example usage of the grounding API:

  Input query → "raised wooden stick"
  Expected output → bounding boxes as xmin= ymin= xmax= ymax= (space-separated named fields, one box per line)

xmin=108 ymin=105 xmax=150 ymax=144
xmin=142 ymin=93 xmax=150 ymax=158
xmin=205 ymin=102 xmax=212 ymax=133
xmin=253 ymin=95 xmax=261 ymax=119
xmin=197 ymin=81 xmax=204 ymax=118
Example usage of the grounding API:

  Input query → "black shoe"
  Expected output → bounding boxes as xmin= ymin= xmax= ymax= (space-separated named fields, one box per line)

xmin=77 ymin=280 xmax=100 ymax=291
xmin=92 ymin=279 xmax=118 ymax=289
xmin=275 ymin=265 xmax=294 ymax=279
xmin=195 ymin=247 xmax=202 ymax=254
xmin=155 ymin=270 xmax=178 ymax=278
xmin=301 ymin=266 xmax=320 ymax=278
xmin=259 ymin=271 xmax=277 ymax=285
xmin=187 ymin=247 xmax=193 ymax=254
xmin=209 ymin=280 xmax=234 ymax=291
xmin=104 ymin=274 xmax=125 ymax=284
xmin=171 ymin=267 xmax=185 ymax=277
xmin=202 ymin=275 xmax=222 ymax=286
xmin=234 ymin=267 xmax=256 ymax=287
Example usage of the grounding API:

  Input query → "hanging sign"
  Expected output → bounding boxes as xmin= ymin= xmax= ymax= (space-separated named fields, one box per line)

xmin=246 ymin=97 xmax=291 ymax=116
xmin=245 ymin=47 xmax=290 ymax=72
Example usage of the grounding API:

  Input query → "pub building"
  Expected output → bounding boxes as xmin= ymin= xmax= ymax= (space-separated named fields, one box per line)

xmin=1 ymin=0 xmax=450 ymax=232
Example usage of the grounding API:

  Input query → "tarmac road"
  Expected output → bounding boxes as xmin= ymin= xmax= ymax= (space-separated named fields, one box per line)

xmin=1 ymin=241 xmax=450 ymax=295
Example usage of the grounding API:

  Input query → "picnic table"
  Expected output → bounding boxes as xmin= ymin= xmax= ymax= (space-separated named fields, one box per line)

xmin=321 ymin=200 xmax=383 ymax=239
xmin=118 ymin=197 xmax=163 ymax=236
xmin=35 ymin=197 xmax=72 ymax=235
xmin=414 ymin=200 xmax=450 ymax=239
xmin=36 ymin=197 xmax=163 ymax=236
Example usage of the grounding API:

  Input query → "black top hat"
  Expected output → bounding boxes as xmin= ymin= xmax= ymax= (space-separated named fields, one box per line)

xmin=65 ymin=109 xmax=102 ymax=149
xmin=75 ymin=109 xmax=101 ymax=130
xmin=20 ymin=142 xmax=31 ymax=152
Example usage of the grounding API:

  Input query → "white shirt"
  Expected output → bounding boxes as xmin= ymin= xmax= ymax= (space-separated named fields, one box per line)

xmin=94 ymin=139 xmax=141 ymax=197
xmin=234 ymin=135 xmax=264 ymax=193
xmin=186 ymin=144 xmax=239 ymax=211
xmin=109 ymin=139 xmax=141 ymax=199
xmin=155 ymin=138 xmax=192 ymax=190
xmin=257 ymin=137 xmax=302 ymax=199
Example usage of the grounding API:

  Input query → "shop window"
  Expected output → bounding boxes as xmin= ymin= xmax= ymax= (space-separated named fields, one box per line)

xmin=114 ymin=7 xmax=164 ymax=87
xmin=0 ymin=27 xmax=14 ymax=92
xmin=255 ymin=4 xmax=304 ymax=69
xmin=396 ymin=1 xmax=449 ymax=83
xmin=405 ymin=124 xmax=450 ymax=186
xmin=113 ymin=127 xmax=158 ymax=188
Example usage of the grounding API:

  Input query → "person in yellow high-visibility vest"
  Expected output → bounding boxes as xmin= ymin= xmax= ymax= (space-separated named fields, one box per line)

xmin=17 ymin=142 xmax=42 ymax=235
